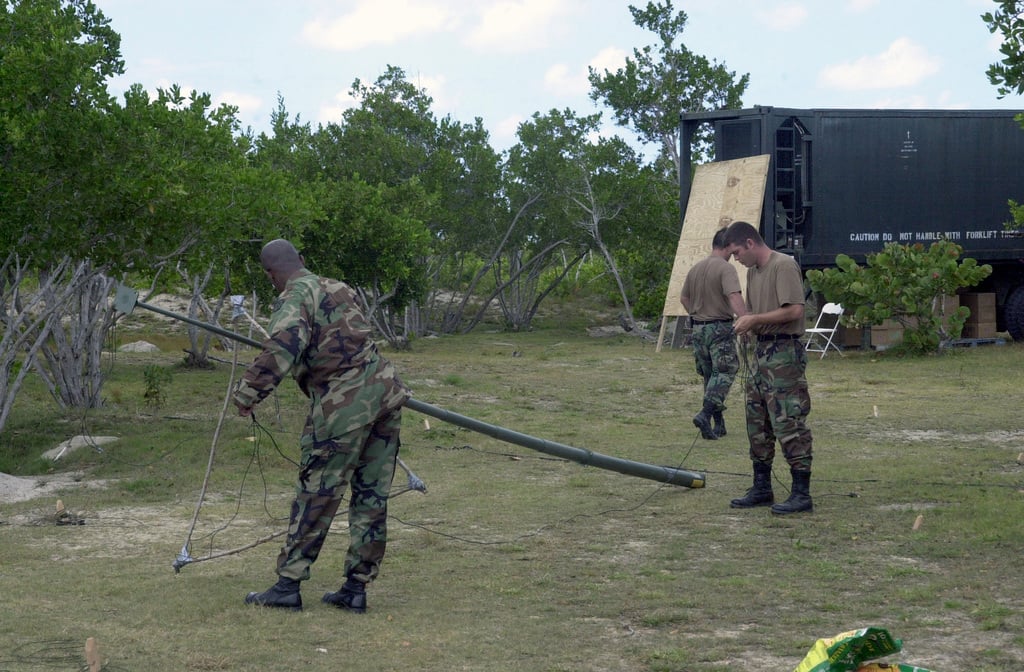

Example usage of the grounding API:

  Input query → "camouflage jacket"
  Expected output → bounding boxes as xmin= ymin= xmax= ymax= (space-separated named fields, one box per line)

xmin=233 ymin=270 xmax=410 ymax=435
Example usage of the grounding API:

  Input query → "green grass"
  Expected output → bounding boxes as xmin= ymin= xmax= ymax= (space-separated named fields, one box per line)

xmin=1 ymin=329 xmax=1022 ymax=671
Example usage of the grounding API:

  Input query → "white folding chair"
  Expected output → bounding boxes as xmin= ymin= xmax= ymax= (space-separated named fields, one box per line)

xmin=804 ymin=302 xmax=845 ymax=359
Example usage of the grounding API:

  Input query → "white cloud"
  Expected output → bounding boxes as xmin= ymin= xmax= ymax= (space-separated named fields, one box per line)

xmin=214 ymin=91 xmax=262 ymax=117
xmin=589 ymin=46 xmax=628 ymax=77
xmin=846 ymin=0 xmax=880 ymax=11
xmin=317 ymin=89 xmax=360 ymax=126
xmin=545 ymin=47 xmax=627 ymax=97
xmin=818 ymin=38 xmax=941 ymax=90
xmin=867 ymin=94 xmax=932 ymax=109
xmin=544 ymin=64 xmax=577 ymax=94
xmin=463 ymin=0 xmax=579 ymax=53
xmin=755 ymin=2 xmax=809 ymax=31
xmin=302 ymin=0 xmax=456 ymax=51
xmin=493 ymin=114 xmax=525 ymax=148
xmin=932 ymin=90 xmax=972 ymax=109
xmin=146 ymin=78 xmax=176 ymax=100
xmin=316 ymin=72 xmax=453 ymax=126
xmin=870 ymin=90 xmax=971 ymax=110
xmin=412 ymin=72 xmax=456 ymax=112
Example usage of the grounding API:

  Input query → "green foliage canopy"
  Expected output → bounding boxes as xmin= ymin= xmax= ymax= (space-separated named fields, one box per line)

xmin=982 ymin=1 xmax=1024 ymax=231
xmin=983 ymin=0 xmax=1024 ymax=97
xmin=300 ymin=175 xmax=432 ymax=313
xmin=1 ymin=0 xmax=123 ymax=263
xmin=588 ymin=0 xmax=748 ymax=175
xmin=586 ymin=0 xmax=749 ymax=317
xmin=1 ymin=1 xmax=312 ymax=283
xmin=304 ymin=67 xmax=445 ymax=313
xmin=506 ymin=108 xmax=606 ymax=250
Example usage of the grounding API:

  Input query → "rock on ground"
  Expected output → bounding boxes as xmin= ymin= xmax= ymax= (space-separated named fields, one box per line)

xmin=118 ymin=340 xmax=160 ymax=353
xmin=42 ymin=435 xmax=119 ymax=461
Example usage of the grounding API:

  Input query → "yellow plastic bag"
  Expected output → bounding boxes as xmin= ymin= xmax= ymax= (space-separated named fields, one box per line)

xmin=793 ymin=627 xmax=932 ymax=672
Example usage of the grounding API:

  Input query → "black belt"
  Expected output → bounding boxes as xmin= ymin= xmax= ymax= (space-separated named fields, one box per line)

xmin=756 ymin=333 xmax=800 ymax=342
xmin=691 ymin=318 xmax=732 ymax=325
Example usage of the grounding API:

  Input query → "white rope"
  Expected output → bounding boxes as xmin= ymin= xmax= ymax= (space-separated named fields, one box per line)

xmin=172 ymin=309 xmax=428 ymax=573
xmin=173 ymin=340 xmax=241 ymax=572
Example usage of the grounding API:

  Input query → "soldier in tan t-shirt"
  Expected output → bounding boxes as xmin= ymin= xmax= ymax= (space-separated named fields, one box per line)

xmin=722 ymin=221 xmax=814 ymax=515
xmin=680 ymin=229 xmax=747 ymax=439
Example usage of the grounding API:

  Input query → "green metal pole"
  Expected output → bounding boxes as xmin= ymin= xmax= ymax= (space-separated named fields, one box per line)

xmin=116 ymin=286 xmax=705 ymax=488
xmin=135 ymin=298 xmax=265 ymax=348
xmin=403 ymin=397 xmax=704 ymax=488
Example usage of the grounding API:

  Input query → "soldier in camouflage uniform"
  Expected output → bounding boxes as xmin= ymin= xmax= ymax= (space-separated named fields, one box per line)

xmin=723 ymin=221 xmax=814 ymax=515
xmin=234 ymin=239 xmax=410 ymax=612
xmin=680 ymin=229 xmax=747 ymax=440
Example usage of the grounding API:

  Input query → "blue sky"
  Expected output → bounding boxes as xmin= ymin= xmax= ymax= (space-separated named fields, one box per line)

xmin=92 ymin=0 xmax=1020 ymax=150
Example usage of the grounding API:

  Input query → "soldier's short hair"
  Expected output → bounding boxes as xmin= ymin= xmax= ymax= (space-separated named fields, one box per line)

xmin=723 ymin=221 xmax=764 ymax=247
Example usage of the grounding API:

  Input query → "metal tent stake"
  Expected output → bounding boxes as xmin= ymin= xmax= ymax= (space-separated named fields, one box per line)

xmin=114 ymin=285 xmax=705 ymax=489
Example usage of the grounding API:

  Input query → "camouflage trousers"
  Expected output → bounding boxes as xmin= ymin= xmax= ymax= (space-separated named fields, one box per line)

xmin=743 ymin=339 xmax=813 ymax=470
xmin=691 ymin=321 xmax=739 ymax=413
xmin=275 ymin=406 xmax=402 ymax=585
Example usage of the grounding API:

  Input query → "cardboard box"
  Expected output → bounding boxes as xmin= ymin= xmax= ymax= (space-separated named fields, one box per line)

xmin=960 ymin=292 xmax=996 ymax=323
xmin=838 ymin=324 xmax=866 ymax=348
xmin=961 ymin=322 xmax=997 ymax=339
xmin=870 ymin=321 xmax=903 ymax=349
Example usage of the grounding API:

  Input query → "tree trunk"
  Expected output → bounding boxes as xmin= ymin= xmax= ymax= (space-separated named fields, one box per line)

xmin=0 ymin=254 xmax=83 ymax=432
xmin=356 ymin=284 xmax=410 ymax=350
xmin=464 ymin=238 xmax=570 ymax=333
xmin=179 ymin=265 xmax=235 ymax=368
xmin=432 ymin=194 xmax=541 ymax=335
xmin=571 ymin=176 xmax=638 ymax=332
xmin=33 ymin=262 xmax=115 ymax=410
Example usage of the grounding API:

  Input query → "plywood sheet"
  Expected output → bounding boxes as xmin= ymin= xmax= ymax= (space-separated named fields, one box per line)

xmin=662 ymin=155 xmax=770 ymax=318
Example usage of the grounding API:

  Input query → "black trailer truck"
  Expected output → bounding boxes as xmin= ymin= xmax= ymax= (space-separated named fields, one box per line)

xmin=679 ymin=106 xmax=1024 ymax=340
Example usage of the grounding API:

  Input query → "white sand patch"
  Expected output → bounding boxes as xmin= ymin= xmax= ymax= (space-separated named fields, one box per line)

xmin=0 ymin=471 xmax=110 ymax=504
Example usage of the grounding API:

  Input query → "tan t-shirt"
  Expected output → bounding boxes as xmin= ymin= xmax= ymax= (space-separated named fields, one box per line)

xmin=745 ymin=251 xmax=805 ymax=335
xmin=681 ymin=256 xmax=741 ymax=321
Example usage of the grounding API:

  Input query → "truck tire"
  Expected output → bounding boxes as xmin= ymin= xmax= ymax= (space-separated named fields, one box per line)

xmin=1005 ymin=286 xmax=1024 ymax=341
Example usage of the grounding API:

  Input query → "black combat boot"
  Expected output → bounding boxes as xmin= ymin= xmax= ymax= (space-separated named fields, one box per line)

xmin=693 ymin=401 xmax=717 ymax=440
xmin=244 ymin=576 xmax=302 ymax=611
xmin=729 ymin=461 xmax=774 ymax=508
xmin=712 ymin=410 xmax=726 ymax=438
xmin=771 ymin=469 xmax=813 ymax=515
xmin=322 ymin=577 xmax=367 ymax=614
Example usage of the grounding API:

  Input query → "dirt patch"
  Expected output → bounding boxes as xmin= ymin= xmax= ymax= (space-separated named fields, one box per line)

xmin=1 ymin=434 xmax=123 ymax=505
xmin=0 ymin=471 xmax=112 ymax=505
xmin=871 ymin=428 xmax=1024 ymax=448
